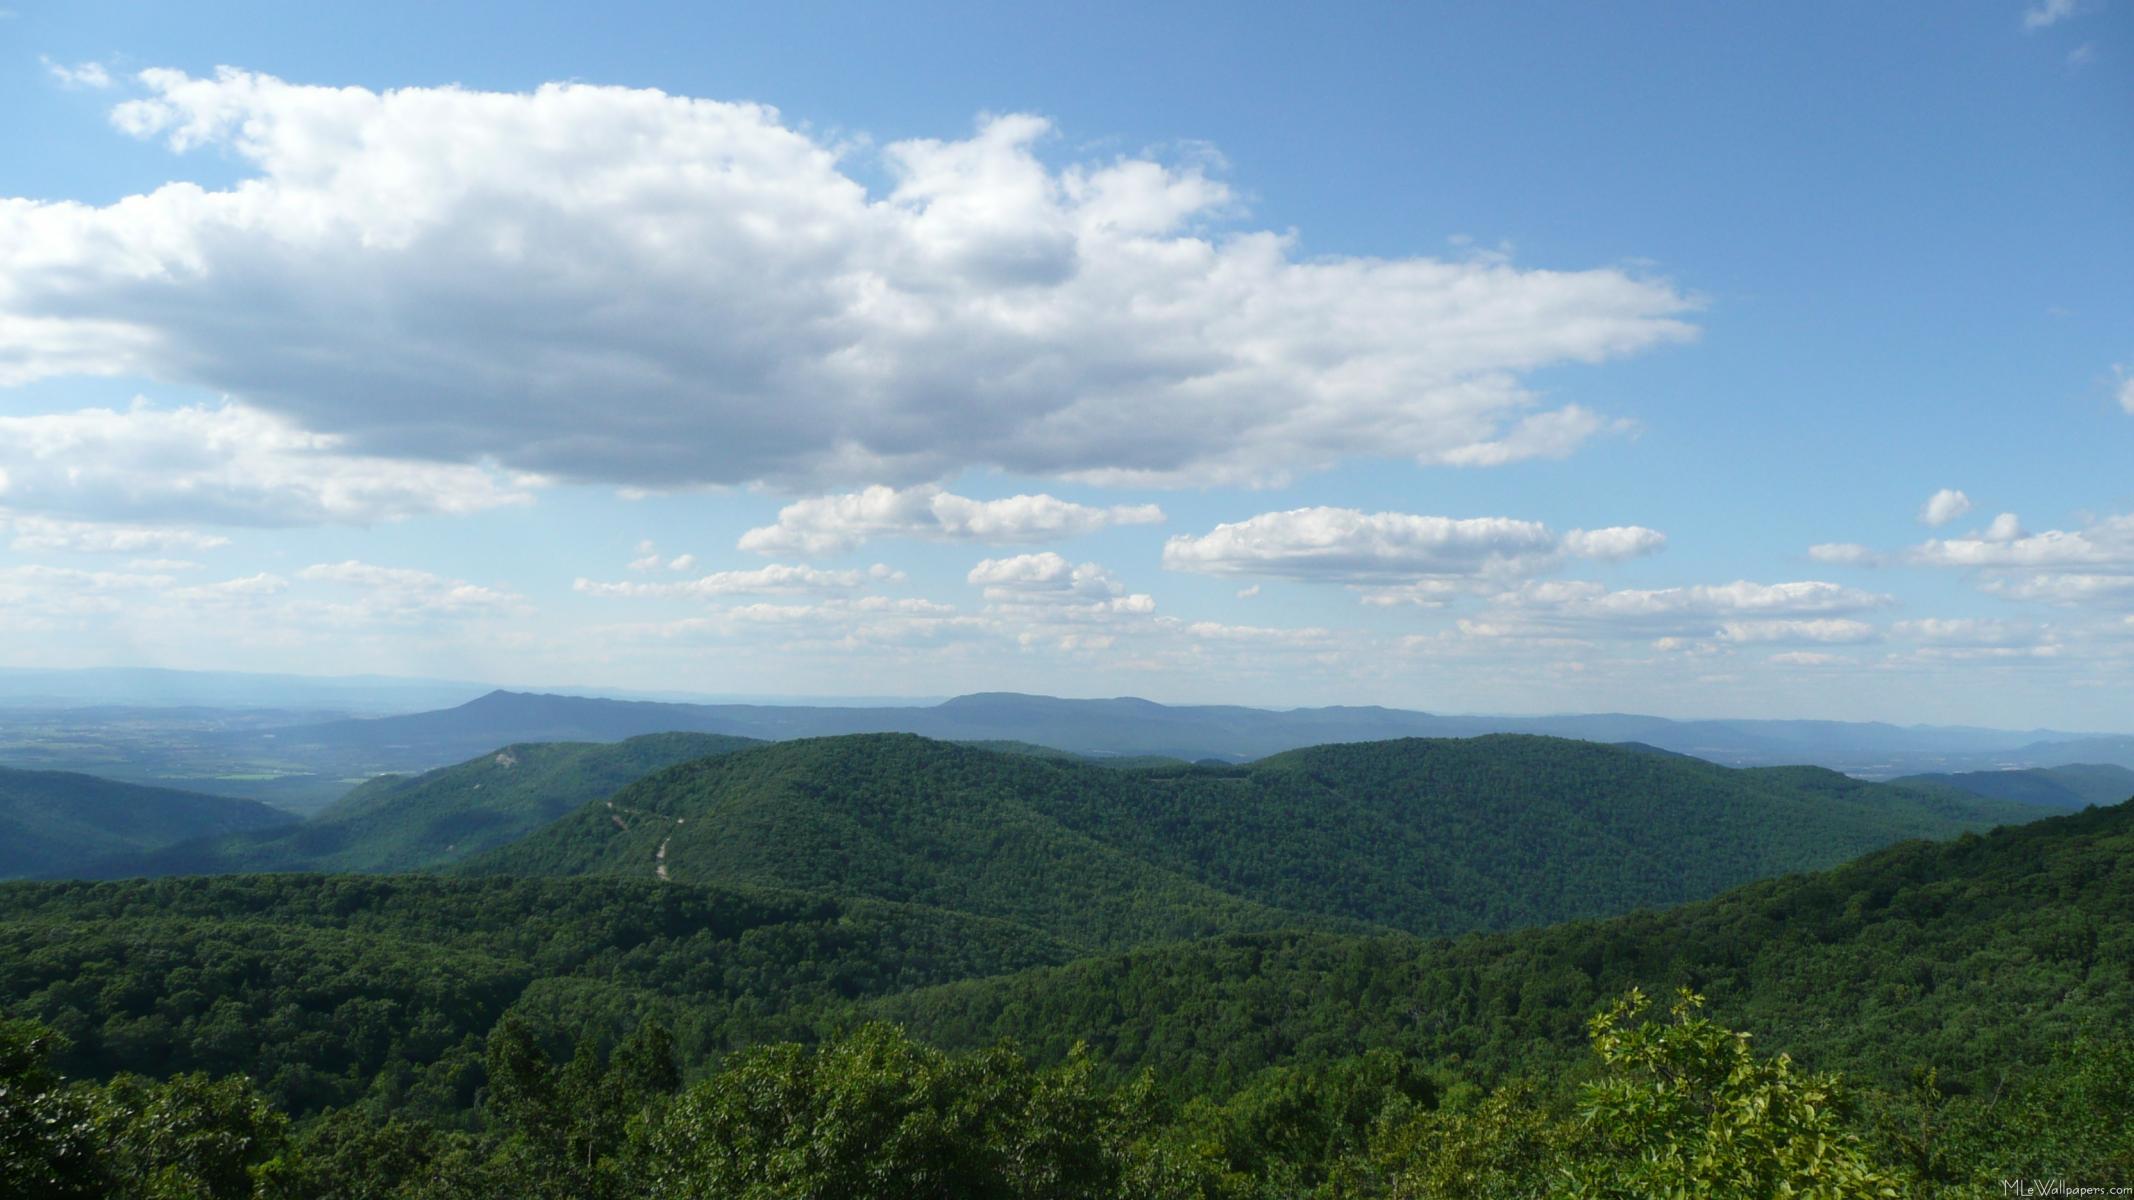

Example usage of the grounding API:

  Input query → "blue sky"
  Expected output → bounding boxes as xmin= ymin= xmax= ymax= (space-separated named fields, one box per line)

xmin=1 ymin=1 xmax=2129 ymax=726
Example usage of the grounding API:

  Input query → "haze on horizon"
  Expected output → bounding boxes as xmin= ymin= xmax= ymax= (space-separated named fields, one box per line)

xmin=1 ymin=1 xmax=2129 ymax=729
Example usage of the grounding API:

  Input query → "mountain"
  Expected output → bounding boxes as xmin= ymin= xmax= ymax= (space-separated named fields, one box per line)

xmin=463 ymin=733 xmax=2043 ymax=948
xmin=0 ymin=873 xmax=1076 ymax=1119
xmin=68 ymin=732 xmax=760 ymax=878
xmin=0 ymin=765 xmax=295 ymax=880
xmin=0 ymin=767 xmax=2123 ymax=1194
xmin=1892 ymin=762 xmax=2134 ymax=811
xmin=875 ymin=796 xmax=2134 ymax=1099
xmin=463 ymin=736 xmax=1313 ymax=950
xmin=222 ymin=688 xmax=2118 ymax=777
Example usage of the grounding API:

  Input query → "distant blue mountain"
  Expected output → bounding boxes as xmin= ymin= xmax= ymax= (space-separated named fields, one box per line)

xmin=223 ymin=689 xmax=2128 ymax=777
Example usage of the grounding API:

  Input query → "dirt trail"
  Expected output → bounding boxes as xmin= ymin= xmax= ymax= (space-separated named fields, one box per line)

xmin=608 ymin=800 xmax=678 ymax=881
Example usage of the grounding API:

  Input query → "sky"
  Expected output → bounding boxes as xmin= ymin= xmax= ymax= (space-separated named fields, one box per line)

xmin=0 ymin=1 xmax=2129 ymax=727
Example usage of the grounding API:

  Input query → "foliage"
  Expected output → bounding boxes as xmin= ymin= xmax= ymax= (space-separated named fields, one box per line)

xmin=0 ymin=874 xmax=1071 ymax=1118
xmin=465 ymin=733 xmax=2040 ymax=947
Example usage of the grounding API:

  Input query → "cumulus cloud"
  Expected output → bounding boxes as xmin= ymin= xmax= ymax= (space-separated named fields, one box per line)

xmin=2117 ymin=365 xmax=2134 ymax=414
xmin=1910 ymin=514 xmax=2134 ymax=570
xmin=1919 ymin=488 xmax=1972 ymax=527
xmin=0 ymin=401 xmax=535 ymax=525
xmin=575 ymin=562 xmax=902 ymax=600
xmin=966 ymin=552 xmax=1153 ymax=612
xmin=739 ymin=484 xmax=1164 ymax=556
xmin=0 ymin=69 xmax=1697 ymax=491
xmin=1162 ymin=507 xmax=1665 ymax=589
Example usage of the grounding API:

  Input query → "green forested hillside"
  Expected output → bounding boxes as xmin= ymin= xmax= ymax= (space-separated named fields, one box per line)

xmin=466 ymin=733 xmax=2042 ymax=944
xmin=876 ymin=799 xmax=2134 ymax=1098
xmin=464 ymin=736 xmax=1312 ymax=950
xmin=68 ymin=733 xmax=759 ymax=878
xmin=1 ymin=794 xmax=2125 ymax=1195
xmin=0 ymin=874 xmax=1073 ymax=1120
xmin=0 ymin=766 xmax=295 ymax=880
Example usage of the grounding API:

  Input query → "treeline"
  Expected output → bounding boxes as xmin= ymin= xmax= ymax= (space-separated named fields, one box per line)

xmin=9 ymin=993 xmax=2129 ymax=1198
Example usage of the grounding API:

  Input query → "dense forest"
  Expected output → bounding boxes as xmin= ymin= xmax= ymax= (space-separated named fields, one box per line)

xmin=2 ymin=733 xmax=2128 ymax=1195
xmin=465 ymin=733 xmax=2039 ymax=944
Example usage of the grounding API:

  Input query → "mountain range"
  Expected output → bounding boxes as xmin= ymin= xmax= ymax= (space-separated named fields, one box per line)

xmin=214 ymin=687 xmax=2134 ymax=779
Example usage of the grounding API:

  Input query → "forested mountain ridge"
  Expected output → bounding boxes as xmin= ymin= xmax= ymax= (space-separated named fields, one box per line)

xmin=66 ymin=732 xmax=760 ymax=879
xmin=874 ymin=797 xmax=2134 ymax=1099
xmin=463 ymin=736 xmax=1321 ymax=950
xmin=465 ymin=732 xmax=2044 ymax=944
xmin=1 ymin=787 xmax=2126 ymax=1195
xmin=0 ymin=873 xmax=1077 ymax=1120
xmin=0 ymin=766 xmax=295 ymax=880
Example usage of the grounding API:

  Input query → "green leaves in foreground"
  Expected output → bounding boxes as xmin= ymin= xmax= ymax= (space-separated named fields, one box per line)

xmin=7 ymin=995 xmax=2129 ymax=1198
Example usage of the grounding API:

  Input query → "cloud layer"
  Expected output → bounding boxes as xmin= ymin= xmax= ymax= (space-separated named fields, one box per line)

xmin=0 ymin=69 xmax=1697 ymax=492
xmin=1161 ymin=507 xmax=1666 ymax=585
xmin=739 ymin=484 xmax=1163 ymax=556
xmin=0 ymin=401 xmax=534 ymax=526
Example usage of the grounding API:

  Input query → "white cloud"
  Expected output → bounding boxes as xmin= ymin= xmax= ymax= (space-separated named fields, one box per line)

xmin=575 ymin=562 xmax=902 ymax=600
xmin=0 ymin=401 xmax=535 ymax=526
xmin=1911 ymin=514 xmax=2134 ymax=569
xmin=1892 ymin=617 xmax=2043 ymax=646
xmin=1981 ymin=572 xmax=2134 ymax=605
xmin=1179 ymin=619 xmax=1333 ymax=645
xmin=2 ymin=515 xmax=229 ymax=555
xmin=2023 ymin=0 xmax=2083 ymax=29
xmin=2116 ymin=365 xmax=2134 ymax=414
xmin=739 ymin=484 xmax=1163 ymax=556
xmin=299 ymin=561 xmax=524 ymax=618
xmin=1717 ymin=618 xmax=1879 ymax=644
xmin=1161 ymin=507 xmax=1665 ymax=585
xmin=1480 ymin=578 xmax=1892 ymax=639
xmin=168 ymin=572 xmax=290 ymax=603
xmin=1919 ymin=488 xmax=1972 ymax=527
xmin=1807 ymin=542 xmax=1880 ymax=566
xmin=1769 ymin=651 xmax=1847 ymax=667
xmin=41 ymin=58 xmax=112 ymax=90
xmin=1562 ymin=525 xmax=1670 ymax=560
xmin=966 ymin=552 xmax=1152 ymax=611
xmin=1982 ymin=512 xmax=2024 ymax=542
xmin=0 ymin=69 xmax=1697 ymax=491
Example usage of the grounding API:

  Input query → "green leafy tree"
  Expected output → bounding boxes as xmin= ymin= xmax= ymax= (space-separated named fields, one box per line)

xmin=1566 ymin=988 xmax=1903 ymax=1199
xmin=0 ymin=1019 xmax=103 ymax=1200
